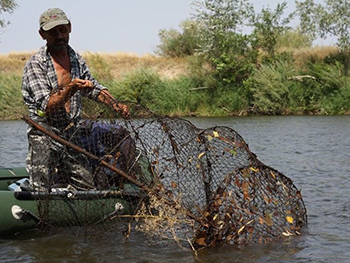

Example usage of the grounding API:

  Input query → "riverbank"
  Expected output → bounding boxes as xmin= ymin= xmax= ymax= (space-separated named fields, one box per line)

xmin=0 ymin=52 xmax=190 ymax=120
xmin=2 ymin=46 xmax=349 ymax=120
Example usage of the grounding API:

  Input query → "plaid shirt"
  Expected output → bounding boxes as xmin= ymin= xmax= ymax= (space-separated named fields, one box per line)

xmin=22 ymin=45 xmax=106 ymax=130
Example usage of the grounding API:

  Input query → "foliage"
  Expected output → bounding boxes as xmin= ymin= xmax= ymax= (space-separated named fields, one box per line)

xmin=207 ymin=85 xmax=248 ymax=115
xmin=245 ymin=56 xmax=350 ymax=115
xmin=192 ymin=0 xmax=254 ymax=56
xmin=211 ymin=34 xmax=257 ymax=85
xmin=192 ymin=0 xmax=257 ymax=86
xmin=296 ymin=0 xmax=350 ymax=51
xmin=252 ymin=2 xmax=294 ymax=57
xmin=0 ymin=72 xmax=27 ymax=119
xmin=245 ymin=59 xmax=296 ymax=115
xmin=0 ymin=0 xmax=18 ymax=31
xmin=2 ymin=47 xmax=350 ymax=120
xmin=295 ymin=0 xmax=350 ymax=75
xmin=86 ymin=53 xmax=113 ymax=82
xmin=156 ymin=20 xmax=202 ymax=58
xmin=300 ymin=61 xmax=346 ymax=114
xmin=111 ymin=67 xmax=163 ymax=105
xmin=321 ymin=81 xmax=350 ymax=114
xmin=148 ymin=76 xmax=200 ymax=115
xmin=276 ymin=29 xmax=313 ymax=50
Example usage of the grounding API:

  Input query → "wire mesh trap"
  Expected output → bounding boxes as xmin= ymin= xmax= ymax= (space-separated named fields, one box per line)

xmin=21 ymin=103 xmax=307 ymax=248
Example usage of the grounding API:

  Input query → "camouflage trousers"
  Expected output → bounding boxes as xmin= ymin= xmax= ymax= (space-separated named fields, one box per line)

xmin=26 ymin=129 xmax=95 ymax=191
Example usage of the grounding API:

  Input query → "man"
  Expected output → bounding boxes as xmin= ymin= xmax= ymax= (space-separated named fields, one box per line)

xmin=22 ymin=8 xmax=130 ymax=191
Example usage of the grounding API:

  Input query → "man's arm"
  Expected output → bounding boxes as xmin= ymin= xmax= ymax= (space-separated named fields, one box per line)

xmin=97 ymin=89 xmax=130 ymax=119
xmin=46 ymin=79 xmax=91 ymax=114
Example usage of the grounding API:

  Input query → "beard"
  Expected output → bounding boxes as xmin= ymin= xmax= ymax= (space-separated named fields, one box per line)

xmin=49 ymin=38 xmax=69 ymax=52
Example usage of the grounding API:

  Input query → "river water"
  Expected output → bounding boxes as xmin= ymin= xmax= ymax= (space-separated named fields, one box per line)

xmin=0 ymin=115 xmax=349 ymax=263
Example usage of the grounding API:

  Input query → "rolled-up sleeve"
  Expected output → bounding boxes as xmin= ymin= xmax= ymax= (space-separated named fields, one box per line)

xmin=22 ymin=56 xmax=52 ymax=117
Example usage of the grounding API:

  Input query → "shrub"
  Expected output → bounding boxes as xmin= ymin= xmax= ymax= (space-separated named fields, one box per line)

xmin=245 ymin=60 xmax=296 ymax=115
xmin=156 ymin=20 xmax=202 ymax=58
xmin=0 ymin=72 xmax=27 ymax=119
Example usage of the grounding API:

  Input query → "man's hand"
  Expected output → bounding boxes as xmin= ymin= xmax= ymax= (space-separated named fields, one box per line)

xmin=113 ymin=102 xmax=130 ymax=119
xmin=97 ymin=89 xmax=130 ymax=119
xmin=70 ymin=78 xmax=93 ymax=90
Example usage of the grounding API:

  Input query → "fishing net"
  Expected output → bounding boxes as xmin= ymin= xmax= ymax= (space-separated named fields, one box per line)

xmin=19 ymin=102 xmax=307 ymax=248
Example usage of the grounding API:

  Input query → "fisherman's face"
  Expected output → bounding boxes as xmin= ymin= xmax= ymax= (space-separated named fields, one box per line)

xmin=40 ymin=24 xmax=71 ymax=51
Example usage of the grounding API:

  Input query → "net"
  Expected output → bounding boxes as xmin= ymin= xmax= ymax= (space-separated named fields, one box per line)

xmin=21 ymin=103 xmax=307 ymax=248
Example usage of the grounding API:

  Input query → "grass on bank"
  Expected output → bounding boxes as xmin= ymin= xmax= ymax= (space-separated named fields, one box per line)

xmin=1 ymin=46 xmax=350 ymax=120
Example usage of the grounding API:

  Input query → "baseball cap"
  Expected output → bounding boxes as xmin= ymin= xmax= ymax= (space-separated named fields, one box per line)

xmin=39 ymin=8 xmax=69 ymax=31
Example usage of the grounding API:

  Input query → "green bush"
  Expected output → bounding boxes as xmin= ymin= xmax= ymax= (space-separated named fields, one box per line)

xmin=108 ymin=67 xmax=200 ymax=116
xmin=245 ymin=60 xmax=296 ymax=115
xmin=0 ymin=72 xmax=27 ymax=119
xmin=156 ymin=20 xmax=202 ymax=58
xmin=301 ymin=61 xmax=349 ymax=114
xmin=86 ymin=53 xmax=113 ymax=82
xmin=111 ymin=67 xmax=163 ymax=104
xmin=277 ymin=29 xmax=313 ymax=49
xmin=320 ymin=81 xmax=350 ymax=114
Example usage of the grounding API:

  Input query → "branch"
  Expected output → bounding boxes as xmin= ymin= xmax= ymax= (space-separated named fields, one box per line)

xmin=287 ymin=75 xmax=316 ymax=81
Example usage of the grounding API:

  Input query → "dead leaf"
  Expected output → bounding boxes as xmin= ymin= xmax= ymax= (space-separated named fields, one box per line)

xmin=282 ymin=231 xmax=293 ymax=237
xmin=259 ymin=216 xmax=264 ymax=224
xmin=246 ymin=219 xmax=254 ymax=225
xmin=242 ymin=181 xmax=250 ymax=199
xmin=237 ymin=225 xmax=245 ymax=234
xmin=213 ymin=131 xmax=219 ymax=137
xmin=215 ymin=198 xmax=223 ymax=206
xmin=241 ymin=168 xmax=250 ymax=178
xmin=265 ymin=214 xmax=273 ymax=226
xmin=263 ymin=195 xmax=270 ymax=204
xmin=198 ymin=152 xmax=205 ymax=159
xmin=286 ymin=216 xmax=294 ymax=224
xmin=270 ymin=171 xmax=276 ymax=179
xmin=250 ymin=167 xmax=259 ymax=172
xmin=195 ymin=237 xmax=207 ymax=246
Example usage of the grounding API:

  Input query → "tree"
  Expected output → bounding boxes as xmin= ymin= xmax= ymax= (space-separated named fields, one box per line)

xmin=296 ymin=0 xmax=350 ymax=75
xmin=191 ymin=0 xmax=257 ymax=86
xmin=252 ymin=2 xmax=294 ymax=57
xmin=296 ymin=0 xmax=350 ymax=50
xmin=156 ymin=20 xmax=202 ymax=58
xmin=276 ymin=29 xmax=313 ymax=49
xmin=192 ymin=0 xmax=254 ymax=56
xmin=0 ymin=0 xmax=18 ymax=33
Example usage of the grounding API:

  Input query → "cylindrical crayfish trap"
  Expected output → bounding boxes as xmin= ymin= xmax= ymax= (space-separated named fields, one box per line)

xmin=22 ymin=104 xmax=307 ymax=249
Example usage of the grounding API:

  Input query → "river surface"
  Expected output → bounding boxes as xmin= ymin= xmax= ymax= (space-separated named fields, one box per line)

xmin=0 ymin=115 xmax=349 ymax=263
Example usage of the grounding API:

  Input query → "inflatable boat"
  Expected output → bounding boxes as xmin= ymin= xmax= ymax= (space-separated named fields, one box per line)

xmin=0 ymin=167 xmax=144 ymax=237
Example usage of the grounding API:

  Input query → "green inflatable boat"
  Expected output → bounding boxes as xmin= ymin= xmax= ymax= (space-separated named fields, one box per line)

xmin=0 ymin=167 xmax=145 ymax=238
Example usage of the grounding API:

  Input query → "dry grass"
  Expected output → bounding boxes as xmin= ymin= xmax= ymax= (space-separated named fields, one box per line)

xmin=1 ymin=47 xmax=338 ymax=79
xmin=0 ymin=51 xmax=189 ymax=79
xmin=288 ymin=46 xmax=339 ymax=69
xmin=83 ymin=52 xmax=189 ymax=79
xmin=0 ymin=53 xmax=32 ymax=74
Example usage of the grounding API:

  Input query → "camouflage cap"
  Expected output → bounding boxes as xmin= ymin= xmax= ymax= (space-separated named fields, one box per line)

xmin=39 ymin=8 xmax=69 ymax=31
